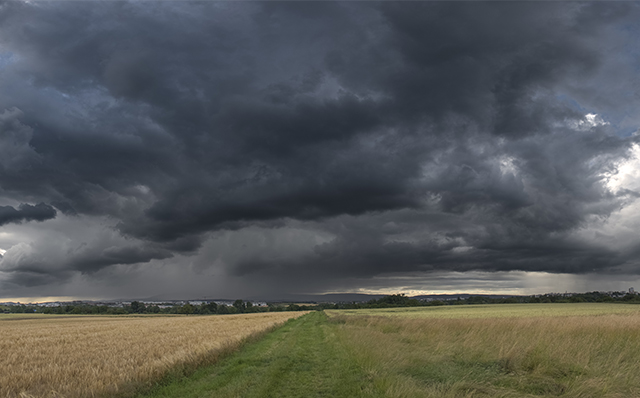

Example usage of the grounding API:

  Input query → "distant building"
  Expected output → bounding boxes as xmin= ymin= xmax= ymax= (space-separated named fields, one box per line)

xmin=630 ymin=287 xmax=635 ymax=294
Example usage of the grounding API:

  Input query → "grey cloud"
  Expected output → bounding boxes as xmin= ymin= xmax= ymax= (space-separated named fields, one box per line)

xmin=69 ymin=244 xmax=173 ymax=273
xmin=0 ymin=203 xmax=56 ymax=226
xmin=1 ymin=270 xmax=71 ymax=289
xmin=0 ymin=107 xmax=40 ymax=171
xmin=0 ymin=2 xmax=640 ymax=297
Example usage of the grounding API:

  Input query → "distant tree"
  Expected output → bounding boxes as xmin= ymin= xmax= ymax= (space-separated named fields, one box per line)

xmin=569 ymin=296 xmax=585 ymax=303
xmin=233 ymin=299 xmax=246 ymax=313
xmin=217 ymin=305 xmax=229 ymax=314
xmin=130 ymin=301 xmax=146 ymax=314
xmin=206 ymin=302 xmax=218 ymax=313
xmin=406 ymin=299 xmax=420 ymax=307
xmin=467 ymin=296 xmax=488 ymax=305
xmin=180 ymin=303 xmax=195 ymax=315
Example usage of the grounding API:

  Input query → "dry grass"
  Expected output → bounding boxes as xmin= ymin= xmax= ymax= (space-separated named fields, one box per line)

xmin=328 ymin=308 xmax=640 ymax=397
xmin=0 ymin=312 xmax=306 ymax=398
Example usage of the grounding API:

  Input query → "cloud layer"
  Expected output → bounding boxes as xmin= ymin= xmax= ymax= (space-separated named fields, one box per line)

xmin=0 ymin=2 xmax=640 ymax=298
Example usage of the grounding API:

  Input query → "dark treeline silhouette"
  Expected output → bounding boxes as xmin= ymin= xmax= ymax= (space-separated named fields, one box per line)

xmin=317 ymin=292 xmax=640 ymax=310
xmin=1 ymin=299 xmax=315 ymax=315
xmin=3 ymin=292 xmax=639 ymax=314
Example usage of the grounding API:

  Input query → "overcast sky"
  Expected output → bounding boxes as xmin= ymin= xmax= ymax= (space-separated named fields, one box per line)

xmin=1 ymin=1 xmax=640 ymax=301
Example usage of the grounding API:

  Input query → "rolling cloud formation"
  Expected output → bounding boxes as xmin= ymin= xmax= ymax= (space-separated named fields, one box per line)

xmin=0 ymin=2 xmax=639 ymax=298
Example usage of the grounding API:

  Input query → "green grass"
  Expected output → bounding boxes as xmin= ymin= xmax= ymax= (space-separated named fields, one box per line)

xmin=135 ymin=312 xmax=385 ymax=398
xmin=326 ymin=302 xmax=640 ymax=319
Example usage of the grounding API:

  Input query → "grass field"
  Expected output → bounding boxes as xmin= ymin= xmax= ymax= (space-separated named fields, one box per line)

xmin=139 ymin=304 xmax=640 ymax=398
xmin=326 ymin=304 xmax=640 ymax=397
xmin=0 ymin=312 xmax=306 ymax=398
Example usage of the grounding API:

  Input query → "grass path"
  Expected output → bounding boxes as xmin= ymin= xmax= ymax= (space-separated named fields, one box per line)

xmin=137 ymin=312 xmax=383 ymax=398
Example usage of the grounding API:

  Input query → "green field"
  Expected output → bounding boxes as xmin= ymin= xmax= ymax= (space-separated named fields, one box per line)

xmin=138 ymin=304 xmax=640 ymax=398
xmin=326 ymin=302 xmax=640 ymax=319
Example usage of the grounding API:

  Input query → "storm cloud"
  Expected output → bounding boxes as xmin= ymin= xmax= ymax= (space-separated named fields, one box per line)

xmin=1 ymin=1 xmax=640 ymax=299
xmin=0 ymin=203 xmax=56 ymax=226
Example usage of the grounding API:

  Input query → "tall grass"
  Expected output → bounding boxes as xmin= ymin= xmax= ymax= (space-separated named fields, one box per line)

xmin=0 ymin=312 xmax=306 ymax=398
xmin=329 ymin=311 xmax=640 ymax=397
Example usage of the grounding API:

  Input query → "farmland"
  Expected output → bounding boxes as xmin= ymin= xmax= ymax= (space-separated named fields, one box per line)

xmin=5 ymin=304 xmax=640 ymax=398
xmin=140 ymin=304 xmax=640 ymax=398
xmin=0 ymin=312 xmax=306 ymax=398
xmin=324 ymin=304 xmax=640 ymax=397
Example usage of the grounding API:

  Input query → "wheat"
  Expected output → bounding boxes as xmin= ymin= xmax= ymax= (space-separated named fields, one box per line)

xmin=0 ymin=312 xmax=306 ymax=398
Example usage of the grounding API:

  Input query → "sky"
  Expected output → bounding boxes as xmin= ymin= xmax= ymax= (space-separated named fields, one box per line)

xmin=1 ymin=1 xmax=640 ymax=301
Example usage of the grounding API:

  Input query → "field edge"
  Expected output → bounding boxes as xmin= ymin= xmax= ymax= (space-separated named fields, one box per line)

xmin=111 ymin=313 xmax=308 ymax=398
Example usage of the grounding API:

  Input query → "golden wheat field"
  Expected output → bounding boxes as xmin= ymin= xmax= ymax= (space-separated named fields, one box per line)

xmin=0 ymin=312 xmax=306 ymax=398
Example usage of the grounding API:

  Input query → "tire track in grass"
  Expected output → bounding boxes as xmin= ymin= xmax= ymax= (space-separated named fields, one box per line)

xmin=137 ymin=312 xmax=384 ymax=398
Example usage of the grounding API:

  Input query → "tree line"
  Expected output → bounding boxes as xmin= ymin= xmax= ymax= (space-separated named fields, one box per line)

xmin=3 ymin=291 xmax=639 ymax=315
xmin=1 ymin=299 xmax=315 ymax=315
xmin=316 ymin=291 xmax=640 ymax=310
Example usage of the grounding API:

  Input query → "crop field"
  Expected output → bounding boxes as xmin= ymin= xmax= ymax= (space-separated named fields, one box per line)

xmin=140 ymin=304 xmax=640 ymax=398
xmin=6 ymin=304 xmax=640 ymax=398
xmin=0 ymin=313 xmax=58 ymax=320
xmin=0 ymin=312 xmax=306 ymax=398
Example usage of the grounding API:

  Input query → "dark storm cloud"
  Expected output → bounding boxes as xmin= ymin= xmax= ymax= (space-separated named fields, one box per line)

xmin=0 ymin=1 xmax=640 ymax=294
xmin=0 ymin=203 xmax=56 ymax=226
xmin=69 ymin=244 xmax=174 ymax=273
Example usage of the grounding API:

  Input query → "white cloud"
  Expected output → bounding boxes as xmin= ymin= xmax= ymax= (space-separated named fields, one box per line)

xmin=567 ymin=113 xmax=610 ymax=131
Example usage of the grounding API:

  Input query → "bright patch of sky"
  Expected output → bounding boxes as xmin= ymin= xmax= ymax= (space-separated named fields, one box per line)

xmin=573 ymin=143 xmax=640 ymax=258
xmin=498 ymin=155 xmax=518 ymax=175
xmin=567 ymin=113 xmax=610 ymax=131
xmin=0 ymin=296 xmax=88 ymax=304
xmin=606 ymin=143 xmax=640 ymax=193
